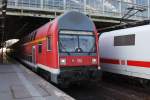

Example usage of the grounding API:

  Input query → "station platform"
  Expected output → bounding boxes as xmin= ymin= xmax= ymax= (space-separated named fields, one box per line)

xmin=0 ymin=54 xmax=74 ymax=100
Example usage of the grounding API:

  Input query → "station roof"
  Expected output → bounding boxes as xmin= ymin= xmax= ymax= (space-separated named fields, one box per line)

xmin=0 ymin=16 xmax=49 ymax=41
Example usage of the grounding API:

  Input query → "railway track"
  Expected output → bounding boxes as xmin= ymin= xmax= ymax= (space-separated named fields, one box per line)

xmin=62 ymin=74 xmax=150 ymax=100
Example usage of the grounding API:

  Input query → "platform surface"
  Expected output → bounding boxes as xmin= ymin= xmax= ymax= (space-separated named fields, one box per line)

xmin=0 ymin=55 xmax=74 ymax=100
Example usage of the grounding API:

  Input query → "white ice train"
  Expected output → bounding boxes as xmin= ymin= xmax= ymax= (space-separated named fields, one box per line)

xmin=99 ymin=24 xmax=150 ymax=81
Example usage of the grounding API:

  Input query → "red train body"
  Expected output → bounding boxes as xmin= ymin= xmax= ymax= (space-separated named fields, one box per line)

xmin=16 ymin=11 xmax=100 ymax=84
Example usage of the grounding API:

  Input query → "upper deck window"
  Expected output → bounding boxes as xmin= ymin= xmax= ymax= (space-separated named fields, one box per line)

xmin=38 ymin=42 xmax=42 ymax=53
xmin=47 ymin=37 xmax=52 ymax=51
xmin=114 ymin=34 xmax=135 ymax=46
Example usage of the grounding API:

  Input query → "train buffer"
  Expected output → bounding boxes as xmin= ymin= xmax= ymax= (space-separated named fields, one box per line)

xmin=0 ymin=55 xmax=74 ymax=100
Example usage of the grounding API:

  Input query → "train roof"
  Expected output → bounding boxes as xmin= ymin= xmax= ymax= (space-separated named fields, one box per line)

xmin=101 ymin=24 xmax=150 ymax=36
xmin=99 ymin=20 xmax=150 ymax=33
xmin=57 ymin=11 xmax=95 ymax=31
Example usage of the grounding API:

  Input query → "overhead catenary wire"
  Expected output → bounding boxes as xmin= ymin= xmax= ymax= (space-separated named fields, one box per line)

xmin=98 ymin=5 xmax=148 ymax=35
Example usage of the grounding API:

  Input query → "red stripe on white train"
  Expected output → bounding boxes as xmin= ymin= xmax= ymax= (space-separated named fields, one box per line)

xmin=100 ymin=58 xmax=150 ymax=68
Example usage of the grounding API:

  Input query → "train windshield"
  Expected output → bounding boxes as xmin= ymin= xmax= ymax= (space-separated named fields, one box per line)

xmin=59 ymin=32 xmax=96 ymax=55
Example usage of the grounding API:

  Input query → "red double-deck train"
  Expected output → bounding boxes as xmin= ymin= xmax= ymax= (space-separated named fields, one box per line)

xmin=12 ymin=11 xmax=100 ymax=85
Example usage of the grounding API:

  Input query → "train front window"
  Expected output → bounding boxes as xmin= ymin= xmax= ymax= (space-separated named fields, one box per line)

xmin=79 ymin=36 xmax=95 ymax=53
xmin=59 ymin=35 xmax=78 ymax=52
xmin=59 ymin=33 xmax=96 ymax=55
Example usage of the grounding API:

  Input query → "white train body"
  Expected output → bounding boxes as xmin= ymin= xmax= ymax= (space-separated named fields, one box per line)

xmin=99 ymin=24 xmax=150 ymax=79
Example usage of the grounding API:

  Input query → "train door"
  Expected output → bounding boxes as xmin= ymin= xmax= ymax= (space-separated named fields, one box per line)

xmin=32 ymin=46 xmax=36 ymax=64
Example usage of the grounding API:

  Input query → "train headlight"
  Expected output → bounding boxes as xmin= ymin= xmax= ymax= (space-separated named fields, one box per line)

xmin=98 ymin=66 xmax=101 ymax=70
xmin=60 ymin=58 xmax=66 ymax=65
xmin=92 ymin=58 xmax=97 ymax=64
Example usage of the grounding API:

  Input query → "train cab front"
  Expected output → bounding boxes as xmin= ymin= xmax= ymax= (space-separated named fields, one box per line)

xmin=58 ymin=30 xmax=101 ymax=84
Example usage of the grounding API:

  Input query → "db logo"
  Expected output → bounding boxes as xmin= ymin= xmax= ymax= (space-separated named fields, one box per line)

xmin=72 ymin=59 xmax=75 ymax=63
xmin=77 ymin=59 xmax=82 ymax=63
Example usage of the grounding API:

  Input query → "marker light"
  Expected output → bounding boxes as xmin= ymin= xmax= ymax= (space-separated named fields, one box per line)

xmin=98 ymin=66 xmax=101 ymax=70
xmin=92 ymin=58 xmax=97 ymax=64
xmin=60 ymin=58 xmax=66 ymax=65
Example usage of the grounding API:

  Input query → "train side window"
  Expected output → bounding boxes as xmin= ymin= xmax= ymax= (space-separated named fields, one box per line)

xmin=47 ymin=37 xmax=52 ymax=51
xmin=31 ymin=31 xmax=37 ymax=40
xmin=38 ymin=42 xmax=42 ymax=53
xmin=114 ymin=34 xmax=135 ymax=46
xmin=33 ymin=31 xmax=37 ymax=40
xmin=30 ymin=32 xmax=33 ymax=41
